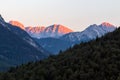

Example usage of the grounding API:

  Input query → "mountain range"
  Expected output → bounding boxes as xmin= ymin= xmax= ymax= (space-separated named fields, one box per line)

xmin=0 ymin=14 xmax=117 ymax=72
xmin=61 ymin=22 xmax=116 ymax=44
xmin=26 ymin=24 xmax=73 ymax=38
xmin=10 ymin=21 xmax=73 ymax=38
xmin=9 ymin=20 xmax=116 ymax=54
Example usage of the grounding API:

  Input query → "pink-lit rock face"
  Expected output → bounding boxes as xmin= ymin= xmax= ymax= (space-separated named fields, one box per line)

xmin=9 ymin=20 xmax=73 ymax=38
xmin=9 ymin=21 xmax=25 ymax=30
xmin=25 ymin=26 xmax=46 ymax=33
xmin=26 ymin=24 xmax=73 ymax=38
xmin=45 ymin=24 xmax=73 ymax=34
xmin=101 ymin=22 xmax=115 ymax=27
xmin=53 ymin=24 xmax=73 ymax=34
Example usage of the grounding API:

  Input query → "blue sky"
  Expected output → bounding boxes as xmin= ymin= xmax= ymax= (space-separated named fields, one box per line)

xmin=0 ymin=0 xmax=120 ymax=31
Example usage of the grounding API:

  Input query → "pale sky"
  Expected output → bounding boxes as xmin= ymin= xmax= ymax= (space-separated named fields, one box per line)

xmin=0 ymin=0 xmax=120 ymax=31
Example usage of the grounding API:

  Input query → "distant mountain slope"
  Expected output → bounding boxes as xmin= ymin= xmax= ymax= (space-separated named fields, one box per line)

xmin=34 ymin=38 xmax=72 ymax=54
xmin=25 ymin=24 xmax=73 ymax=38
xmin=9 ymin=21 xmax=48 ymax=54
xmin=0 ymin=15 xmax=49 ymax=71
xmin=61 ymin=22 xmax=116 ymax=44
xmin=1 ymin=27 xmax=120 ymax=80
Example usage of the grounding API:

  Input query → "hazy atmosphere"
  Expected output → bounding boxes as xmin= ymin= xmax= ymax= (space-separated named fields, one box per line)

xmin=0 ymin=0 xmax=120 ymax=31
